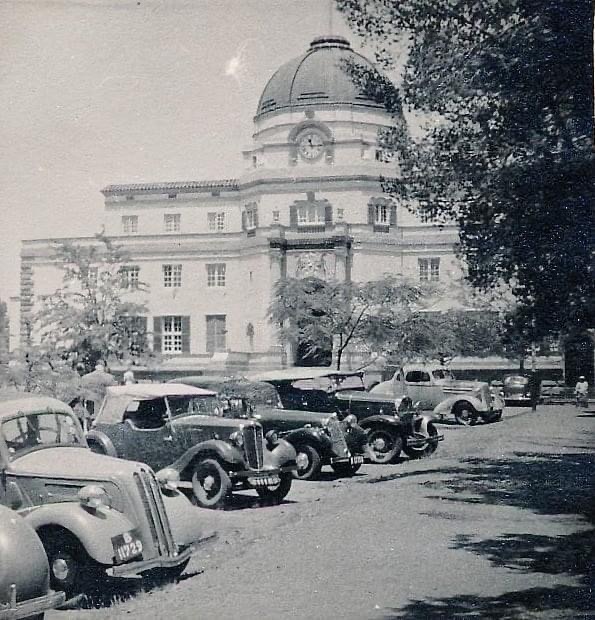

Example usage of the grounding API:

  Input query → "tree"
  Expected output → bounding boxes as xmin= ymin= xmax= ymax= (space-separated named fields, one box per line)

xmin=34 ymin=233 xmax=149 ymax=373
xmin=336 ymin=0 xmax=594 ymax=339
xmin=269 ymin=275 xmax=436 ymax=369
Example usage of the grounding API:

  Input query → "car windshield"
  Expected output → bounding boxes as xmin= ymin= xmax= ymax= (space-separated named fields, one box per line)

xmin=168 ymin=395 xmax=222 ymax=417
xmin=1 ymin=412 xmax=83 ymax=459
xmin=432 ymin=370 xmax=455 ymax=380
xmin=505 ymin=376 xmax=528 ymax=385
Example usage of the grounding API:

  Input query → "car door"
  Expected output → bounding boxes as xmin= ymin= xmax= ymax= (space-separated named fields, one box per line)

xmin=404 ymin=370 xmax=434 ymax=409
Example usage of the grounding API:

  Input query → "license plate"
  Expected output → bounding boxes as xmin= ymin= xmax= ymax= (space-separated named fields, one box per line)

xmin=112 ymin=530 xmax=143 ymax=564
xmin=248 ymin=475 xmax=280 ymax=487
xmin=351 ymin=455 xmax=364 ymax=465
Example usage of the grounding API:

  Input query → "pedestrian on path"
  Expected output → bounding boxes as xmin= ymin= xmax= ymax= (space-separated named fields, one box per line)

xmin=574 ymin=376 xmax=589 ymax=407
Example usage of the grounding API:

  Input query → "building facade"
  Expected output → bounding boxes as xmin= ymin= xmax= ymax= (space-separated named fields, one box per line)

xmin=18 ymin=35 xmax=570 ymax=377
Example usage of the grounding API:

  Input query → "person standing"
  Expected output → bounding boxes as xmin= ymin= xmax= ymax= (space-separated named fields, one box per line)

xmin=574 ymin=376 xmax=589 ymax=407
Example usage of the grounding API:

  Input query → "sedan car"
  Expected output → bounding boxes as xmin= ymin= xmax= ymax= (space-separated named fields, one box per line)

xmin=87 ymin=384 xmax=297 ymax=508
xmin=0 ymin=505 xmax=65 ymax=619
xmin=503 ymin=375 xmax=531 ymax=405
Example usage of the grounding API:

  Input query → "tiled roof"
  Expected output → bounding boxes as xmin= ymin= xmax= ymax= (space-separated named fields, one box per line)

xmin=102 ymin=179 xmax=239 ymax=195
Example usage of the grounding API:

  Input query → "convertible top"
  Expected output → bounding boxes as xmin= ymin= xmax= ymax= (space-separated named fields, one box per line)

xmin=105 ymin=384 xmax=216 ymax=399
xmin=248 ymin=368 xmax=363 ymax=383
xmin=0 ymin=395 xmax=73 ymax=421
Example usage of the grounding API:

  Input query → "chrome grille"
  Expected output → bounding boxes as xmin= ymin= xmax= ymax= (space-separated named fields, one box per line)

xmin=326 ymin=418 xmax=349 ymax=456
xmin=242 ymin=424 xmax=264 ymax=469
xmin=134 ymin=468 xmax=176 ymax=557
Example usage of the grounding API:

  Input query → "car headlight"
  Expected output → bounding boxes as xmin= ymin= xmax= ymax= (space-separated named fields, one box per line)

xmin=78 ymin=484 xmax=112 ymax=510
xmin=229 ymin=430 xmax=244 ymax=448
xmin=156 ymin=467 xmax=180 ymax=491
xmin=265 ymin=429 xmax=278 ymax=447
xmin=343 ymin=414 xmax=358 ymax=428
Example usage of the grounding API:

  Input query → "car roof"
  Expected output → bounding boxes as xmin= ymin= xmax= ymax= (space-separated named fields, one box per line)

xmin=0 ymin=395 xmax=73 ymax=421
xmin=248 ymin=368 xmax=363 ymax=383
xmin=105 ymin=384 xmax=216 ymax=399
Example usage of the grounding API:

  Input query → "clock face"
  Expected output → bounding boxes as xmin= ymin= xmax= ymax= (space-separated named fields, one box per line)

xmin=298 ymin=132 xmax=324 ymax=160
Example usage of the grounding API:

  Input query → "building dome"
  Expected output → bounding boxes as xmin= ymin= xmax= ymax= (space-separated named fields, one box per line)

xmin=255 ymin=35 xmax=383 ymax=119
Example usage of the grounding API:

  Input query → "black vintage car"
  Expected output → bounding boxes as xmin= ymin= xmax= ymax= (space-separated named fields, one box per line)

xmin=87 ymin=384 xmax=297 ymax=508
xmin=252 ymin=368 xmax=443 ymax=464
xmin=168 ymin=377 xmax=367 ymax=480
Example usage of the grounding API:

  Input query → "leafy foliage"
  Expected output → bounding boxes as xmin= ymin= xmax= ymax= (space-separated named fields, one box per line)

xmin=336 ymin=0 xmax=594 ymax=338
xmin=34 ymin=233 xmax=149 ymax=373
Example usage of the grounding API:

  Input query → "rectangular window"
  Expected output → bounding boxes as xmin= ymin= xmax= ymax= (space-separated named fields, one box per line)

xmin=207 ymin=211 xmax=226 ymax=232
xmin=206 ymin=263 xmax=226 ymax=287
xmin=245 ymin=208 xmax=257 ymax=230
xmin=272 ymin=210 xmax=280 ymax=223
xmin=375 ymin=203 xmax=389 ymax=225
xmin=297 ymin=204 xmax=325 ymax=226
xmin=163 ymin=264 xmax=182 ymax=288
xmin=120 ymin=266 xmax=140 ymax=289
xmin=206 ymin=315 xmax=226 ymax=354
xmin=164 ymin=213 xmax=181 ymax=232
xmin=122 ymin=215 xmax=138 ymax=234
xmin=419 ymin=258 xmax=440 ymax=282
xmin=162 ymin=316 xmax=183 ymax=354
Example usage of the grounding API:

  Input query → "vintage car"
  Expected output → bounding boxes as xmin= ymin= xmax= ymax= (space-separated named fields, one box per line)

xmin=371 ymin=364 xmax=504 ymax=425
xmin=88 ymin=384 xmax=297 ymax=508
xmin=502 ymin=374 xmax=536 ymax=405
xmin=0 ymin=505 xmax=65 ymax=619
xmin=247 ymin=369 xmax=443 ymax=464
xmin=0 ymin=395 xmax=202 ymax=598
xmin=168 ymin=376 xmax=368 ymax=480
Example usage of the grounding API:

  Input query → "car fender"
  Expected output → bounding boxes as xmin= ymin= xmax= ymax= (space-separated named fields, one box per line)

xmin=85 ymin=430 xmax=118 ymax=457
xmin=358 ymin=415 xmax=403 ymax=432
xmin=263 ymin=438 xmax=297 ymax=468
xmin=368 ymin=380 xmax=394 ymax=396
xmin=24 ymin=503 xmax=136 ymax=566
xmin=160 ymin=489 xmax=203 ymax=547
xmin=282 ymin=428 xmax=332 ymax=452
xmin=434 ymin=394 xmax=486 ymax=415
xmin=168 ymin=439 xmax=245 ymax=476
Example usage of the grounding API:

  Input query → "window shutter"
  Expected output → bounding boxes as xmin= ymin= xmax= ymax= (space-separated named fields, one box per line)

xmin=206 ymin=317 xmax=214 ymax=354
xmin=390 ymin=204 xmax=397 ymax=226
xmin=324 ymin=205 xmax=333 ymax=226
xmin=290 ymin=205 xmax=298 ymax=229
xmin=241 ymin=211 xmax=247 ymax=231
xmin=181 ymin=316 xmax=191 ymax=353
xmin=253 ymin=208 xmax=259 ymax=228
xmin=368 ymin=203 xmax=375 ymax=224
xmin=153 ymin=316 xmax=162 ymax=353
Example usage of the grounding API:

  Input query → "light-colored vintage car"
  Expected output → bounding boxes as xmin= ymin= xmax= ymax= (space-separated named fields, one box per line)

xmin=0 ymin=504 xmax=65 ymax=620
xmin=371 ymin=365 xmax=504 ymax=425
xmin=0 ymin=395 xmax=202 ymax=598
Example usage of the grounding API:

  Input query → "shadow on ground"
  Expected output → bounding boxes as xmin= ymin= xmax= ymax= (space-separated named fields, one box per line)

xmin=382 ymin=449 xmax=595 ymax=619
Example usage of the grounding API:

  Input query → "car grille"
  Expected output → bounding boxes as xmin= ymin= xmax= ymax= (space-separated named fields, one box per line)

xmin=134 ymin=468 xmax=176 ymax=557
xmin=242 ymin=424 xmax=264 ymax=470
xmin=326 ymin=418 xmax=349 ymax=456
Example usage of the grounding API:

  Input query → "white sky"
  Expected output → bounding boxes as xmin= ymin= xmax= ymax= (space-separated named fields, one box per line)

xmin=0 ymin=0 xmax=365 ymax=300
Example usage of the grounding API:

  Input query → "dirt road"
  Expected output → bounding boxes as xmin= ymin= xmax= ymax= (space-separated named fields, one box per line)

xmin=52 ymin=405 xmax=594 ymax=619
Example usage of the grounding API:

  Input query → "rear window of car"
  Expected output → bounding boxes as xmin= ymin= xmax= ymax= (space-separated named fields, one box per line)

xmin=505 ymin=376 xmax=528 ymax=385
xmin=405 ymin=371 xmax=431 ymax=383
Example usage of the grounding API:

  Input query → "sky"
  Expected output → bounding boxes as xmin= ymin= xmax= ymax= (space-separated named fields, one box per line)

xmin=0 ymin=0 xmax=367 ymax=301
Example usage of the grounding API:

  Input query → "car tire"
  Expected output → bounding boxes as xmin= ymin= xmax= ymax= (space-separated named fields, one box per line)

xmin=191 ymin=459 xmax=232 ymax=509
xmin=331 ymin=461 xmax=362 ymax=477
xmin=293 ymin=444 xmax=323 ymax=480
xmin=366 ymin=428 xmax=403 ymax=464
xmin=256 ymin=472 xmax=293 ymax=504
xmin=41 ymin=533 xmax=95 ymax=598
xmin=453 ymin=402 xmax=478 ymax=426
xmin=403 ymin=422 xmax=439 ymax=459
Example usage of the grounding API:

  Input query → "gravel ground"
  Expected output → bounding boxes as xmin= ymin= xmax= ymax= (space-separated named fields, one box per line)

xmin=50 ymin=404 xmax=594 ymax=619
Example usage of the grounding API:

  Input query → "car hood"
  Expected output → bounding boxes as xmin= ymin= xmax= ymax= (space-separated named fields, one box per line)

xmin=10 ymin=446 xmax=143 ymax=481
xmin=439 ymin=380 xmax=485 ymax=393
xmin=253 ymin=407 xmax=331 ymax=426
xmin=172 ymin=415 xmax=258 ymax=431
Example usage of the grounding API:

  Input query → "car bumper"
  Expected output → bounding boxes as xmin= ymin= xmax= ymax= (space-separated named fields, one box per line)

xmin=0 ymin=588 xmax=65 ymax=620
xmin=406 ymin=433 xmax=444 ymax=447
xmin=108 ymin=544 xmax=194 ymax=578
xmin=229 ymin=464 xmax=297 ymax=480
xmin=330 ymin=454 xmax=365 ymax=466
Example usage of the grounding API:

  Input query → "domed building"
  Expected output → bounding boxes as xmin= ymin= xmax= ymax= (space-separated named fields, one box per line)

xmin=18 ymin=36 xmax=465 ymax=373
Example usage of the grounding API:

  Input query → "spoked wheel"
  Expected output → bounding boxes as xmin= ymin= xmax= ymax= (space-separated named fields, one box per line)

xmin=191 ymin=458 xmax=232 ymax=509
xmin=256 ymin=472 xmax=293 ymax=504
xmin=293 ymin=444 xmax=323 ymax=480
xmin=453 ymin=402 xmax=478 ymax=426
xmin=366 ymin=428 xmax=403 ymax=464
xmin=331 ymin=461 xmax=362 ymax=477
xmin=403 ymin=422 xmax=440 ymax=459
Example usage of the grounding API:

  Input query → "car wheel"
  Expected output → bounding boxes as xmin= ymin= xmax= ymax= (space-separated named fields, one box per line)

xmin=331 ymin=461 xmax=362 ymax=477
xmin=293 ymin=444 xmax=323 ymax=480
xmin=403 ymin=422 xmax=439 ymax=459
xmin=366 ymin=428 xmax=403 ymax=464
xmin=191 ymin=459 xmax=232 ymax=509
xmin=41 ymin=534 xmax=95 ymax=598
xmin=256 ymin=472 xmax=293 ymax=504
xmin=453 ymin=402 xmax=478 ymax=426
